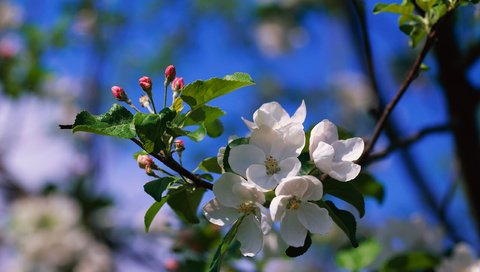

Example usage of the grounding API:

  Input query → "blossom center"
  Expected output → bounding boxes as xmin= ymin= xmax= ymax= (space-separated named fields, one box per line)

xmin=287 ymin=197 xmax=301 ymax=210
xmin=264 ymin=156 xmax=281 ymax=175
xmin=239 ymin=202 xmax=255 ymax=214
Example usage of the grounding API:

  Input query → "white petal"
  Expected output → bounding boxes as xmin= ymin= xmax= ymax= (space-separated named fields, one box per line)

xmin=280 ymin=210 xmax=307 ymax=247
xmin=256 ymin=204 xmax=273 ymax=234
xmin=291 ymin=100 xmax=306 ymax=125
xmin=250 ymin=126 xmax=284 ymax=156
xmin=257 ymin=101 xmax=290 ymax=126
xmin=203 ymin=199 xmax=241 ymax=226
xmin=254 ymin=109 xmax=278 ymax=129
xmin=247 ymin=164 xmax=278 ymax=191
xmin=309 ymin=119 xmax=338 ymax=154
xmin=311 ymin=141 xmax=335 ymax=174
xmin=214 ymin=173 xmax=264 ymax=207
xmin=270 ymin=195 xmax=290 ymax=222
xmin=229 ymin=144 xmax=265 ymax=176
xmin=236 ymin=214 xmax=263 ymax=257
xmin=297 ymin=202 xmax=332 ymax=235
xmin=241 ymin=117 xmax=257 ymax=131
xmin=300 ymin=175 xmax=324 ymax=201
xmin=280 ymin=124 xmax=306 ymax=156
xmin=331 ymin=137 xmax=364 ymax=162
xmin=276 ymin=157 xmax=301 ymax=179
xmin=329 ymin=161 xmax=361 ymax=181
xmin=275 ymin=176 xmax=309 ymax=198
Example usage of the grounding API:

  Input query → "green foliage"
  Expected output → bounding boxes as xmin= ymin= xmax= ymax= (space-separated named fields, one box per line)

xmin=381 ymin=251 xmax=439 ymax=271
xmin=337 ymin=239 xmax=382 ymax=271
xmin=187 ymin=123 xmax=207 ymax=142
xmin=209 ymin=216 xmax=245 ymax=272
xmin=144 ymin=177 xmax=177 ymax=202
xmin=285 ymin=234 xmax=312 ymax=257
xmin=144 ymin=199 xmax=169 ymax=232
xmin=319 ymin=200 xmax=359 ymax=247
xmin=323 ymin=178 xmax=366 ymax=218
xmin=167 ymin=187 xmax=206 ymax=224
xmin=183 ymin=105 xmax=225 ymax=126
xmin=134 ymin=108 xmax=175 ymax=153
xmin=222 ymin=137 xmax=250 ymax=173
xmin=198 ymin=157 xmax=223 ymax=174
xmin=72 ymin=104 xmax=136 ymax=138
xmin=205 ymin=119 xmax=224 ymax=138
xmin=181 ymin=72 xmax=254 ymax=110
xmin=352 ymin=173 xmax=385 ymax=204
xmin=298 ymin=152 xmax=316 ymax=175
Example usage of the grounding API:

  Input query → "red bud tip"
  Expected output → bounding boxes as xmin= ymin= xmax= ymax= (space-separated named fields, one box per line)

xmin=139 ymin=76 xmax=152 ymax=92
xmin=174 ymin=139 xmax=185 ymax=150
xmin=137 ymin=155 xmax=154 ymax=169
xmin=111 ymin=86 xmax=128 ymax=101
xmin=172 ymin=77 xmax=185 ymax=92
xmin=165 ymin=65 xmax=176 ymax=82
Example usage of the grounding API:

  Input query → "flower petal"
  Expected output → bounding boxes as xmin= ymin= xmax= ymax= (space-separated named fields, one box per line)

xmin=297 ymin=202 xmax=332 ymax=235
xmin=241 ymin=117 xmax=257 ymax=131
xmin=280 ymin=210 xmax=307 ymax=247
xmin=270 ymin=195 xmax=290 ymax=222
xmin=236 ymin=214 xmax=263 ymax=257
xmin=229 ymin=144 xmax=265 ymax=176
xmin=275 ymin=176 xmax=308 ymax=199
xmin=309 ymin=119 xmax=338 ymax=153
xmin=279 ymin=124 xmax=305 ymax=157
xmin=291 ymin=100 xmax=306 ymax=125
xmin=247 ymin=164 xmax=278 ymax=191
xmin=214 ymin=173 xmax=264 ymax=207
xmin=250 ymin=126 xmax=284 ymax=156
xmin=256 ymin=203 xmax=273 ymax=235
xmin=203 ymin=199 xmax=240 ymax=226
xmin=311 ymin=141 xmax=335 ymax=174
xmin=329 ymin=161 xmax=361 ymax=181
xmin=300 ymin=175 xmax=324 ymax=201
xmin=256 ymin=101 xmax=290 ymax=126
xmin=331 ymin=137 xmax=364 ymax=162
xmin=275 ymin=157 xmax=301 ymax=180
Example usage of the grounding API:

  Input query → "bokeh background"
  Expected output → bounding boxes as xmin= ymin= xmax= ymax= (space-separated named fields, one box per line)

xmin=0 ymin=0 xmax=479 ymax=271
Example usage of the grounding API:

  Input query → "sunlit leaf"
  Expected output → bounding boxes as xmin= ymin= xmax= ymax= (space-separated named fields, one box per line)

xmin=199 ymin=157 xmax=223 ymax=174
xmin=337 ymin=239 xmax=382 ymax=271
xmin=134 ymin=108 xmax=175 ymax=153
xmin=187 ymin=123 xmax=207 ymax=142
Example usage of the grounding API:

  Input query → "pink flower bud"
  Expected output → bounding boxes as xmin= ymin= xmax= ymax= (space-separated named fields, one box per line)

xmin=165 ymin=65 xmax=176 ymax=83
xmin=164 ymin=258 xmax=180 ymax=271
xmin=174 ymin=139 xmax=185 ymax=151
xmin=172 ymin=77 xmax=185 ymax=92
xmin=111 ymin=86 xmax=129 ymax=102
xmin=137 ymin=155 xmax=154 ymax=169
xmin=139 ymin=76 xmax=152 ymax=92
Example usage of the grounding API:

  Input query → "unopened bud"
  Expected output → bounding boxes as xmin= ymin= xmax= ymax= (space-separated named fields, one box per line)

xmin=172 ymin=77 xmax=184 ymax=92
xmin=164 ymin=258 xmax=180 ymax=271
xmin=139 ymin=76 xmax=152 ymax=92
xmin=164 ymin=65 xmax=176 ymax=86
xmin=137 ymin=154 xmax=153 ymax=168
xmin=174 ymin=139 xmax=185 ymax=152
xmin=111 ymin=86 xmax=129 ymax=102
xmin=139 ymin=95 xmax=150 ymax=108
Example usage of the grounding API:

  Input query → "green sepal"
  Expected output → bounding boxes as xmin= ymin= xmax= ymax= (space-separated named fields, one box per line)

xmin=72 ymin=104 xmax=135 ymax=138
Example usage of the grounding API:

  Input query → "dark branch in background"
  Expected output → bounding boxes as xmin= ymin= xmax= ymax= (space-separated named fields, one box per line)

xmin=367 ymin=123 xmax=451 ymax=163
xmin=462 ymin=40 xmax=480 ymax=69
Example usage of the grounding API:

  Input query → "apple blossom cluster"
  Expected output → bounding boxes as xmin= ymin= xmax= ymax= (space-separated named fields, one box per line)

xmin=203 ymin=101 xmax=365 ymax=256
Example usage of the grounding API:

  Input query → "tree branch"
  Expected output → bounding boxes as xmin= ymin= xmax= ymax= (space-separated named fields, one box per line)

xmin=367 ymin=123 xmax=451 ymax=163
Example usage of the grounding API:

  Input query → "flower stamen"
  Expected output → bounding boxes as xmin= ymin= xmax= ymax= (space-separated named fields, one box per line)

xmin=264 ymin=155 xmax=281 ymax=175
xmin=287 ymin=197 xmax=301 ymax=210
xmin=239 ymin=202 xmax=255 ymax=214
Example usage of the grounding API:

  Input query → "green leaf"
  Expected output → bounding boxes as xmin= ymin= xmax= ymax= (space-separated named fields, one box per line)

xmin=205 ymin=119 xmax=224 ymax=138
xmin=381 ymin=251 xmax=439 ymax=271
xmin=415 ymin=0 xmax=435 ymax=12
xmin=352 ymin=173 xmax=385 ymax=204
xmin=285 ymin=234 xmax=312 ymax=257
xmin=144 ymin=198 xmax=169 ymax=232
xmin=199 ymin=157 xmax=223 ymax=174
xmin=133 ymin=150 xmax=149 ymax=160
xmin=398 ymin=14 xmax=426 ymax=47
xmin=72 ymin=104 xmax=135 ymax=138
xmin=209 ymin=216 xmax=245 ymax=272
xmin=134 ymin=108 xmax=175 ymax=153
xmin=167 ymin=186 xmax=205 ymax=224
xmin=144 ymin=177 xmax=176 ymax=202
xmin=187 ymin=123 xmax=207 ymax=142
xmin=183 ymin=105 xmax=225 ymax=126
xmin=181 ymin=73 xmax=254 ymax=110
xmin=373 ymin=0 xmax=414 ymax=15
xmin=298 ymin=152 xmax=315 ymax=175
xmin=323 ymin=178 xmax=365 ymax=218
xmin=320 ymin=200 xmax=358 ymax=247
xmin=337 ymin=239 xmax=382 ymax=271
xmin=222 ymin=137 xmax=250 ymax=173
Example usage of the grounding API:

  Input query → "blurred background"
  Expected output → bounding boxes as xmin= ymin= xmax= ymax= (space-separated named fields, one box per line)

xmin=0 ymin=0 xmax=479 ymax=271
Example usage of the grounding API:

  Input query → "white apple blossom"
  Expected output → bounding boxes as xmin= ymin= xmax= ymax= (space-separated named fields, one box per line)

xmin=203 ymin=173 xmax=272 ymax=256
xmin=228 ymin=126 xmax=302 ymax=191
xmin=309 ymin=119 xmax=364 ymax=181
xmin=437 ymin=243 xmax=480 ymax=272
xmin=270 ymin=175 xmax=332 ymax=247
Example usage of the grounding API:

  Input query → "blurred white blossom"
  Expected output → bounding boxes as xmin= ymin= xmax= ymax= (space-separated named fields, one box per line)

xmin=436 ymin=243 xmax=480 ymax=272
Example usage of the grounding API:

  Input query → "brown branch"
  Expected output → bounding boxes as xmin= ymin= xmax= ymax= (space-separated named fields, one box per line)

xmin=357 ymin=27 xmax=439 ymax=164
xmin=367 ymin=124 xmax=451 ymax=163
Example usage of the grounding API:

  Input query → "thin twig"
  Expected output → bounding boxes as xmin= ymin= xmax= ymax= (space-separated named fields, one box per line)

xmin=367 ymin=124 xmax=451 ymax=163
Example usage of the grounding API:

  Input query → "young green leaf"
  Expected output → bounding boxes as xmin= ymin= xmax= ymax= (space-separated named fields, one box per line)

xmin=209 ymin=216 xmax=245 ymax=272
xmin=352 ymin=173 xmax=385 ymax=204
xmin=144 ymin=177 xmax=177 ymax=202
xmin=183 ymin=105 xmax=225 ymax=126
xmin=205 ymin=119 xmax=224 ymax=138
xmin=167 ymin=186 xmax=205 ymax=224
xmin=323 ymin=178 xmax=366 ymax=218
xmin=199 ymin=157 xmax=223 ymax=174
xmin=320 ymin=200 xmax=359 ymax=247
xmin=187 ymin=123 xmax=207 ymax=142
xmin=144 ymin=198 xmax=169 ymax=232
xmin=381 ymin=251 xmax=439 ymax=271
xmin=373 ymin=0 xmax=414 ymax=15
xmin=222 ymin=137 xmax=249 ymax=173
xmin=181 ymin=72 xmax=254 ymax=110
xmin=72 ymin=104 xmax=135 ymax=138
xmin=336 ymin=239 xmax=382 ymax=271
xmin=134 ymin=108 xmax=175 ymax=153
